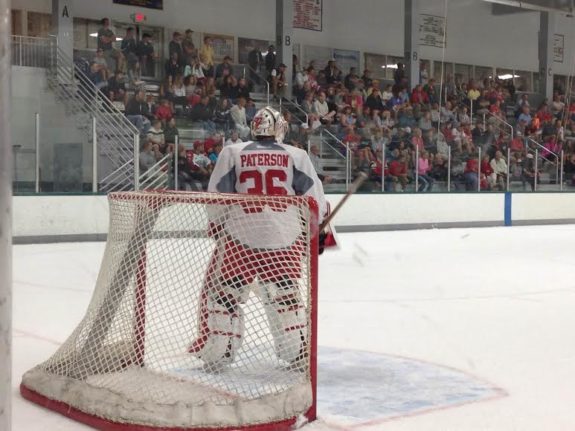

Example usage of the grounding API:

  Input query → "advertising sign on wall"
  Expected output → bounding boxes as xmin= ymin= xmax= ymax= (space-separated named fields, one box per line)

xmin=294 ymin=0 xmax=322 ymax=31
xmin=419 ymin=14 xmax=446 ymax=48
xmin=205 ymin=33 xmax=235 ymax=63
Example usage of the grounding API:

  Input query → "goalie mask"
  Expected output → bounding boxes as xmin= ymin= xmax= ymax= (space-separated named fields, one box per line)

xmin=251 ymin=106 xmax=288 ymax=144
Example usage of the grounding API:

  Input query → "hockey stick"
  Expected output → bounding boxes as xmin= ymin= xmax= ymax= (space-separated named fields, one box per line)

xmin=319 ymin=171 xmax=368 ymax=232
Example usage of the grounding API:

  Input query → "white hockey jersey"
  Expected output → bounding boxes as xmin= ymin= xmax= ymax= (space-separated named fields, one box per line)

xmin=208 ymin=139 xmax=328 ymax=249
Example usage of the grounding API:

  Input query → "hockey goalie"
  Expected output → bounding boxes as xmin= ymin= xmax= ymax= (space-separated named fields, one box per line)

xmin=189 ymin=106 xmax=329 ymax=370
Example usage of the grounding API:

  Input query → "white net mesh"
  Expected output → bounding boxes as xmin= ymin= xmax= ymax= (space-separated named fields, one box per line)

xmin=21 ymin=191 xmax=317 ymax=429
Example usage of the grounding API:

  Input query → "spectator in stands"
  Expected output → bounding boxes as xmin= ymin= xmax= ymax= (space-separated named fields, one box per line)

xmin=165 ymin=52 xmax=182 ymax=82
xmin=190 ymin=95 xmax=216 ymax=132
xmin=339 ymin=105 xmax=357 ymax=129
xmin=418 ymin=110 xmax=432 ymax=132
xmin=361 ymin=69 xmax=373 ymax=89
xmin=139 ymin=140 xmax=162 ymax=174
xmin=147 ymin=119 xmax=166 ymax=152
xmin=271 ymin=63 xmax=287 ymax=100
xmin=394 ymin=62 xmax=407 ymax=87
xmin=423 ymin=79 xmax=438 ymax=105
xmin=265 ymin=45 xmax=276 ymax=76
xmin=174 ymin=144 xmax=200 ymax=191
xmin=107 ymin=70 xmax=126 ymax=101
xmin=381 ymin=109 xmax=395 ymax=129
xmin=199 ymin=36 xmax=215 ymax=77
xmin=412 ymin=127 xmax=424 ymax=152
xmin=107 ymin=90 xmax=125 ymax=112
xmin=517 ymin=105 xmax=532 ymax=126
xmin=522 ymin=153 xmax=538 ymax=191
xmin=215 ymin=56 xmax=233 ymax=79
xmin=121 ymin=27 xmax=138 ymax=80
xmin=171 ymin=75 xmax=188 ymax=111
xmin=225 ymin=129 xmax=243 ymax=146
xmin=209 ymin=140 xmax=223 ymax=164
xmin=164 ymin=117 xmax=179 ymax=147
xmin=417 ymin=150 xmax=433 ymax=192
xmin=220 ymin=75 xmax=239 ymax=101
xmin=155 ymin=99 xmax=174 ymax=123
xmin=182 ymin=30 xmax=197 ymax=64
xmin=214 ymin=97 xmax=232 ymax=131
xmin=344 ymin=67 xmax=359 ymax=91
xmin=125 ymin=89 xmax=151 ymax=134
xmin=389 ymin=154 xmax=409 ymax=191
xmin=381 ymin=84 xmax=393 ymax=104
xmin=192 ymin=141 xmax=212 ymax=189
xmin=516 ymin=93 xmax=530 ymax=115
xmin=490 ymin=150 xmax=508 ymax=189
xmin=236 ymin=78 xmax=250 ymax=100
xmin=481 ymin=154 xmax=494 ymax=190
xmin=97 ymin=18 xmax=125 ymax=73
xmin=440 ymin=101 xmax=456 ymax=124
xmin=190 ymin=57 xmax=206 ymax=81
xmin=314 ymin=91 xmax=336 ymax=125
xmin=245 ymin=98 xmax=257 ymax=123
xmin=457 ymin=105 xmax=471 ymax=125
xmin=92 ymin=48 xmax=109 ymax=81
xmin=137 ymin=33 xmax=155 ymax=77
xmin=464 ymin=156 xmax=479 ymax=190
xmin=145 ymin=94 xmax=158 ymax=117
xmin=324 ymin=60 xmax=341 ymax=85
xmin=230 ymin=96 xmax=250 ymax=139
xmin=430 ymin=153 xmax=448 ymax=182
xmin=468 ymin=81 xmax=480 ymax=102
xmin=411 ymin=84 xmax=428 ymax=105
xmin=366 ymin=88 xmax=385 ymax=112
xmin=420 ymin=62 xmax=429 ymax=85
xmin=168 ymin=32 xmax=183 ymax=62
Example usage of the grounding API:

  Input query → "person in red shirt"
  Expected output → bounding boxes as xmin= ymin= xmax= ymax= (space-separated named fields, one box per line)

xmin=389 ymin=154 xmax=409 ymax=191
xmin=155 ymin=99 xmax=174 ymax=123
xmin=411 ymin=84 xmax=429 ymax=105
xmin=464 ymin=157 xmax=479 ymax=191
xmin=510 ymin=131 xmax=524 ymax=152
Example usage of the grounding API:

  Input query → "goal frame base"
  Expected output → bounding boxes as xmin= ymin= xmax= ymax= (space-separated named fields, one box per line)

xmin=21 ymin=384 xmax=309 ymax=431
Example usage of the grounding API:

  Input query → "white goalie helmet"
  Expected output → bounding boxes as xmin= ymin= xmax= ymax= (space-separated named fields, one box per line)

xmin=251 ymin=106 xmax=288 ymax=144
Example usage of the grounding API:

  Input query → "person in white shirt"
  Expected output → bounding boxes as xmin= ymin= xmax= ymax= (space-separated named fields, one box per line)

xmin=225 ymin=129 xmax=243 ymax=147
xmin=490 ymin=150 xmax=508 ymax=189
xmin=313 ymin=91 xmax=336 ymax=125
xmin=230 ymin=97 xmax=251 ymax=139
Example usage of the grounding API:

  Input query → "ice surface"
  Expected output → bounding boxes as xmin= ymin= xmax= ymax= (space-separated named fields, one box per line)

xmin=12 ymin=225 xmax=575 ymax=430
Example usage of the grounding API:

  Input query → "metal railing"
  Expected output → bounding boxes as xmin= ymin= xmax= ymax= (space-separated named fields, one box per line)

xmin=10 ymin=35 xmax=142 ymax=193
xmin=319 ymin=128 xmax=351 ymax=190
xmin=47 ymin=43 xmax=141 ymax=192
xmin=11 ymin=35 xmax=54 ymax=68
xmin=139 ymin=153 xmax=171 ymax=190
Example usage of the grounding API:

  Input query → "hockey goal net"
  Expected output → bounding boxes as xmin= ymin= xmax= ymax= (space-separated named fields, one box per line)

xmin=20 ymin=191 xmax=319 ymax=431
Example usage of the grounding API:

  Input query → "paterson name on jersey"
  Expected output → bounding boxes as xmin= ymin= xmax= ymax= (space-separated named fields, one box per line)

xmin=240 ymin=153 xmax=289 ymax=168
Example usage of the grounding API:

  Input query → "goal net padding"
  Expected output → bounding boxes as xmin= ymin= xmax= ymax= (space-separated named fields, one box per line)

xmin=20 ymin=191 xmax=319 ymax=431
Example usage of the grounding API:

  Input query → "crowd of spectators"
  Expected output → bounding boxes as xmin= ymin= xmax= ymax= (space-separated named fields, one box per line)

xmin=84 ymin=18 xmax=575 ymax=192
xmin=290 ymin=58 xmax=575 ymax=191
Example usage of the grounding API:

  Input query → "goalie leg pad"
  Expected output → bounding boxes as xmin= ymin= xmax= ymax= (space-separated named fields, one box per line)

xmin=189 ymin=276 xmax=246 ymax=366
xmin=261 ymin=279 xmax=308 ymax=365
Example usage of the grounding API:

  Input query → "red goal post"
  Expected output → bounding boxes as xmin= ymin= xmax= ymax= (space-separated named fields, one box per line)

xmin=20 ymin=190 xmax=319 ymax=431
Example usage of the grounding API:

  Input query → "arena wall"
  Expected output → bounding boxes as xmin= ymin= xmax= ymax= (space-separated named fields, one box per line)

xmin=11 ymin=0 xmax=575 ymax=75
xmin=12 ymin=193 xmax=575 ymax=243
